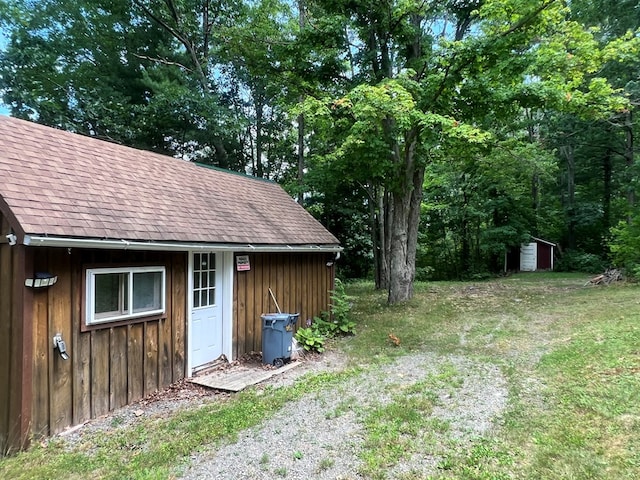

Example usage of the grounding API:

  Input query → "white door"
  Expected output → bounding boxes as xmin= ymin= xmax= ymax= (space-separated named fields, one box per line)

xmin=520 ymin=243 xmax=537 ymax=272
xmin=191 ymin=252 xmax=223 ymax=369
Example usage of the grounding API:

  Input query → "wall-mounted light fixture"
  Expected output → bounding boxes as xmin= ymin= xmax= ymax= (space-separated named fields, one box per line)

xmin=5 ymin=233 xmax=16 ymax=246
xmin=25 ymin=272 xmax=58 ymax=288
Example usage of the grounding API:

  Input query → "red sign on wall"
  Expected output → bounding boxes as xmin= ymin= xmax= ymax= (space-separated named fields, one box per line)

xmin=236 ymin=255 xmax=251 ymax=271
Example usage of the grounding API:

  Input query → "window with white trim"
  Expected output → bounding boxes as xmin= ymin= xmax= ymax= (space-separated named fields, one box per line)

xmin=86 ymin=266 xmax=166 ymax=325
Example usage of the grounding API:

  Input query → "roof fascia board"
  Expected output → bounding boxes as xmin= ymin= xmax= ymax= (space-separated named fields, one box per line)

xmin=531 ymin=237 xmax=556 ymax=246
xmin=23 ymin=235 xmax=342 ymax=253
xmin=0 ymin=196 xmax=26 ymax=239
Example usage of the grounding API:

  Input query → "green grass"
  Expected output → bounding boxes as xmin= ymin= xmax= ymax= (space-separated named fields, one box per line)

xmin=3 ymin=272 xmax=640 ymax=479
xmin=0 ymin=370 xmax=356 ymax=480
xmin=341 ymin=274 xmax=640 ymax=478
xmin=358 ymin=367 xmax=459 ymax=478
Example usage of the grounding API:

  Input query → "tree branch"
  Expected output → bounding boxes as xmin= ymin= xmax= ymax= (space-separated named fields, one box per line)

xmin=499 ymin=0 xmax=557 ymax=38
xmin=132 ymin=0 xmax=210 ymax=91
xmin=132 ymin=53 xmax=193 ymax=72
xmin=164 ymin=0 xmax=181 ymax=26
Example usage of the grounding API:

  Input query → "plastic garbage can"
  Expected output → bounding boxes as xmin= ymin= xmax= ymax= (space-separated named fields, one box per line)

xmin=261 ymin=313 xmax=299 ymax=367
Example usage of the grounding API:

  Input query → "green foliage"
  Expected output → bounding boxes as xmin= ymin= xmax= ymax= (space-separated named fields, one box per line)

xmin=295 ymin=326 xmax=326 ymax=353
xmin=419 ymin=138 xmax=556 ymax=279
xmin=2 ymin=0 xmax=638 ymax=294
xmin=609 ymin=219 xmax=640 ymax=278
xmin=294 ymin=279 xmax=355 ymax=352
xmin=0 ymin=0 xmax=297 ymax=174
xmin=555 ymin=249 xmax=608 ymax=274
xmin=327 ymin=279 xmax=356 ymax=333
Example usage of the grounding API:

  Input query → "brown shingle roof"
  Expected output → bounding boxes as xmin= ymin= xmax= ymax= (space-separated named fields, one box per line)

xmin=0 ymin=116 xmax=339 ymax=247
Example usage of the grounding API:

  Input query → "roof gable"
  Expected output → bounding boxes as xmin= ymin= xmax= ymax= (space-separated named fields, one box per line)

xmin=0 ymin=116 xmax=339 ymax=247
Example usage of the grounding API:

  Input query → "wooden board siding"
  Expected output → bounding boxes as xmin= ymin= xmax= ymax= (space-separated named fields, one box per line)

xmin=0 ymin=232 xmax=9 ymax=453
xmin=233 ymin=252 xmax=336 ymax=358
xmin=0 ymin=210 xmax=33 ymax=454
xmin=26 ymin=248 xmax=188 ymax=440
xmin=0 ymin=213 xmax=16 ymax=452
xmin=171 ymin=253 xmax=186 ymax=381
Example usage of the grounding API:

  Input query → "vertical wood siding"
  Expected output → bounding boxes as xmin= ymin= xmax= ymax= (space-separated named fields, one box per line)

xmin=26 ymin=248 xmax=187 ymax=439
xmin=2 ymin=245 xmax=334 ymax=450
xmin=233 ymin=252 xmax=336 ymax=358
xmin=0 ymin=214 xmax=12 ymax=452
xmin=0 ymin=213 xmax=33 ymax=454
xmin=0 ymin=213 xmax=15 ymax=452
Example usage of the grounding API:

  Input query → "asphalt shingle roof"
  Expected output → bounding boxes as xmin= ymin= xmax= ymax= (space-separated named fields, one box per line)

xmin=0 ymin=116 xmax=339 ymax=246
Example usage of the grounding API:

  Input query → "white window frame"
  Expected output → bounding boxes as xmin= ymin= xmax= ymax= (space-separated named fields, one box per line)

xmin=86 ymin=266 xmax=166 ymax=325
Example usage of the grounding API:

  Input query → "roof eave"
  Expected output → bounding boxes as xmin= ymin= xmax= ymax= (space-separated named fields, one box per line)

xmin=22 ymin=235 xmax=342 ymax=253
xmin=531 ymin=236 xmax=556 ymax=246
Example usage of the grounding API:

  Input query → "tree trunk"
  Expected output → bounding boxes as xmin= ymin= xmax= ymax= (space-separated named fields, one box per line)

xmin=369 ymin=187 xmax=381 ymax=288
xmin=625 ymin=109 xmax=635 ymax=220
xmin=297 ymin=114 xmax=305 ymax=203
xmin=458 ymin=176 xmax=471 ymax=276
xmin=561 ymin=144 xmax=576 ymax=249
xmin=531 ymin=172 xmax=540 ymax=236
xmin=376 ymin=187 xmax=391 ymax=290
xmin=387 ymin=132 xmax=423 ymax=304
xmin=603 ymin=147 xmax=612 ymax=233
xmin=297 ymin=0 xmax=306 ymax=204
xmin=255 ymin=90 xmax=264 ymax=178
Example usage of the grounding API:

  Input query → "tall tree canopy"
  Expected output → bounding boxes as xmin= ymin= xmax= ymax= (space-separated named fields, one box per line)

xmin=1 ymin=0 xmax=639 ymax=300
xmin=300 ymin=0 xmax=636 ymax=301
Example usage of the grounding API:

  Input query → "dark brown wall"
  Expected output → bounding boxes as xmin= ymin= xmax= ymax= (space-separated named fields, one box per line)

xmin=2 ymin=244 xmax=335 ymax=451
xmin=0 ymin=213 xmax=12 ymax=453
xmin=233 ymin=252 xmax=335 ymax=357
xmin=27 ymin=248 xmax=187 ymax=440
xmin=536 ymin=242 xmax=553 ymax=270
xmin=0 ymin=213 xmax=33 ymax=454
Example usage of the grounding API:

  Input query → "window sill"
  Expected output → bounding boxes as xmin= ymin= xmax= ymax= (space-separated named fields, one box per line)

xmin=81 ymin=313 xmax=167 ymax=332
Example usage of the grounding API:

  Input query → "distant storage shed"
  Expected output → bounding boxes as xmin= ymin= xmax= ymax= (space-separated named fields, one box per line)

xmin=0 ymin=116 xmax=340 ymax=453
xmin=505 ymin=237 xmax=556 ymax=272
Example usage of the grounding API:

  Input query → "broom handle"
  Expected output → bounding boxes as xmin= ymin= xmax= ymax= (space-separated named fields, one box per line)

xmin=268 ymin=288 xmax=282 ymax=313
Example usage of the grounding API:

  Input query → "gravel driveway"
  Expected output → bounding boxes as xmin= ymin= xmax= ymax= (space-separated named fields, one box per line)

xmin=55 ymin=349 xmax=508 ymax=479
xmin=178 ymin=351 xmax=508 ymax=479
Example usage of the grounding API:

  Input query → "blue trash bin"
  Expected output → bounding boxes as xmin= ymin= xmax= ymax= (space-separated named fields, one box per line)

xmin=261 ymin=313 xmax=299 ymax=367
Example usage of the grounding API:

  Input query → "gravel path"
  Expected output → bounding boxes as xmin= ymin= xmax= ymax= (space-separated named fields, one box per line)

xmin=179 ymin=352 xmax=508 ymax=479
xmin=54 ymin=350 xmax=508 ymax=479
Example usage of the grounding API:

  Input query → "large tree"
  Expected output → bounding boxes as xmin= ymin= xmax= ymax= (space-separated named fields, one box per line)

xmin=0 ymin=1 xmax=264 ymax=168
xmin=302 ymin=0 xmax=634 ymax=302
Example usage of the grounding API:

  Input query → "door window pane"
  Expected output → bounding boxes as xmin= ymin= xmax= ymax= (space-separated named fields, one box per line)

xmin=201 ymin=290 xmax=208 ymax=307
xmin=192 ymin=253 xmax=217 ymax=308
xmin=193 ymin=290 xmax=200 ymax=309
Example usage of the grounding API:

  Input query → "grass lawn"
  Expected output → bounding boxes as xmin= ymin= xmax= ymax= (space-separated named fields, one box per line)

xmin=2 ymin=272 xmax=640 ymax=479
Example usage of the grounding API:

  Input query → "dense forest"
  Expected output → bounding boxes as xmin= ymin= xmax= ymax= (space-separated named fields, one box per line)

xmin=1 ymin=0 xmax=639 ymax=302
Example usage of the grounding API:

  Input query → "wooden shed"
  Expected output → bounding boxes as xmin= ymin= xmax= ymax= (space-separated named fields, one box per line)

xmin=0 ymin=116 xmax=340 ymax=453
xmin=505 ymin=237 xmax=556 ymax=272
